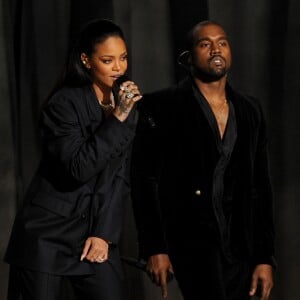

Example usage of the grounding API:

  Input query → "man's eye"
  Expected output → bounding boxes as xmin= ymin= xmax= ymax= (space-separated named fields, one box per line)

xmin=200 ymin=43 xmax=210 ymax=48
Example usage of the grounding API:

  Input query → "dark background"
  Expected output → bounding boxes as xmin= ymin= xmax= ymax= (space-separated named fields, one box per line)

xmin=1 ymin=0 xmax=299 ymax=299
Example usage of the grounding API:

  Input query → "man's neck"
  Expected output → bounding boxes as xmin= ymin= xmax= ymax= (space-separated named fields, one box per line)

xmin=193 ymin=76 xmax=227 ymax=103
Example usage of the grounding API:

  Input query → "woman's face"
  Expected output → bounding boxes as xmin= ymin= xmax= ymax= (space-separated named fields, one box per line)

xmin=81 ymin=36 xmax=128 ymax=89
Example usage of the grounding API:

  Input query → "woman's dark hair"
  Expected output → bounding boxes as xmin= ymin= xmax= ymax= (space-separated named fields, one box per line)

xmin=49 ymin=19 xmax=125 ymax=97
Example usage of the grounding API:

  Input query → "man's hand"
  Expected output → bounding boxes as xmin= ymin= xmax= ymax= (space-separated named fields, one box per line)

xmin=80 ymin=237 xmax=109 ymax=263
xmin=147 ymin=254 xmax=174 ymax=298
xmin=249 ymin=264 xmax=274 ymax=300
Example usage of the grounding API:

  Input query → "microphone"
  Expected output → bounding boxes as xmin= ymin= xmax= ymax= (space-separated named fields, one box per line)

xmin=113 ymin=75 xmax=156 ymax=128
xmin=115 ymin=74 xmax=131 ymax=87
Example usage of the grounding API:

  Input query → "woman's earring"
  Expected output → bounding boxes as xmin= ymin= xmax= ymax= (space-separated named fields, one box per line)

xmin=82 ymin=60 xmax=91 ymax=69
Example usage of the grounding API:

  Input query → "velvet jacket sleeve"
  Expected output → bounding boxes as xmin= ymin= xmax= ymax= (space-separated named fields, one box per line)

xmin=250 ymin=99 xmax=276 ymax=267
xmin=131 ymin=90 xmax=171 ymax=259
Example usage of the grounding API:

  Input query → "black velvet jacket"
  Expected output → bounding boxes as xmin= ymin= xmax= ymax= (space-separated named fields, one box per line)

xmin=131 ymin=76 xmax=275 ymax=266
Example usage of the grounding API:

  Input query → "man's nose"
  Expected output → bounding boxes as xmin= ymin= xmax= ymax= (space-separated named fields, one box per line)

xmin=211 ymin=43 xmax=221 ymax=55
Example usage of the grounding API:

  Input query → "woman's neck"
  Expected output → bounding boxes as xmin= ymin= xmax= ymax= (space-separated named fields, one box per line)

xmin=92 ymin=82 xmax=112 ymax=104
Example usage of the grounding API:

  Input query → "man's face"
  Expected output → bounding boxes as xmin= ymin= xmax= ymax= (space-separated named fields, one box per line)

xmin=191 ymin=23 xmax=232 ymax=81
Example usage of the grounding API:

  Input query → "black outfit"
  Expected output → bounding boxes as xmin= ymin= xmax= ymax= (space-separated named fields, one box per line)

xmin=4 ymin=85 xmax=138 ymax=300
xmin=131 ymin=76 xmax=275 ymax=300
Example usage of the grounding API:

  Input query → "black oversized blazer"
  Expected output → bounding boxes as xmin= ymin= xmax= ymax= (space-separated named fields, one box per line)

xmin=4 ymin=85 xmax=137 ymax=275
xmin=131 ymin=76 xmax=275 ymax=266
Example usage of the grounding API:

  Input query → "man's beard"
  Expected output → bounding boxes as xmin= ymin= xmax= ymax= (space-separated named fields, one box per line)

xmin=192 ymin=66 xmax=227 ymax=83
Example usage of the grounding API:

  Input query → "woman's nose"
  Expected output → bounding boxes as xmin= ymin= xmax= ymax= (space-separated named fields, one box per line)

xmin=112 ymin=61 xmax=121 ymax=71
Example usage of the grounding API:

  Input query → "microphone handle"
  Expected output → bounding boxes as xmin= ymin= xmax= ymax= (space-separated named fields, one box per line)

xmin=113 ymin=75 xmax=156 ymax=128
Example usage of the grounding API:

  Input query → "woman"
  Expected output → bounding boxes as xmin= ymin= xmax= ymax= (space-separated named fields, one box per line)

xmin=4 ymin=18 xmax=142 ymax=300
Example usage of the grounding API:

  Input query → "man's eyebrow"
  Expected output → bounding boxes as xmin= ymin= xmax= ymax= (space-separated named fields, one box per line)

xmin=196 ymin=38 xmax=209 ymax=43
xmin=195 ymin=36 xmax=228 ymax=43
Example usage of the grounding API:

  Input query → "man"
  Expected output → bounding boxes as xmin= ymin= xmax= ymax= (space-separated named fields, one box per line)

xmin=131 ymin=20 xmax=275 ymax=300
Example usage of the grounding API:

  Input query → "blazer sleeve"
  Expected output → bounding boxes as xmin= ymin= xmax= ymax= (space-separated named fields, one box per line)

xmin=40 ymin=90 xmax=137 ymax=183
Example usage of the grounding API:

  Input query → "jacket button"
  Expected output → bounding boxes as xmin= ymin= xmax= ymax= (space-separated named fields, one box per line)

xmin=195 ymin=190 xmax=202 ymax=196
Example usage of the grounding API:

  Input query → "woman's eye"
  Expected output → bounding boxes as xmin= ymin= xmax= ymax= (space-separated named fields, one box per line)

xmin=120 ymin=56 xmax=128 ymax=61
xmin=102 ymin=59 xmax=112 ymax=64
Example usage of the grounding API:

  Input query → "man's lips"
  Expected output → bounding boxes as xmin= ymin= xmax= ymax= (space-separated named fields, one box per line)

xmin=210 ymin=56 xmax=225 ymax=66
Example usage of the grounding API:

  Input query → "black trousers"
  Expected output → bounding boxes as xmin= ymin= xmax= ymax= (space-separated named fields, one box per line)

xmin=7 ymin=262 xmax=125 ymax=300
xmin=169 ymin=239 xmax=253 ymax=300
